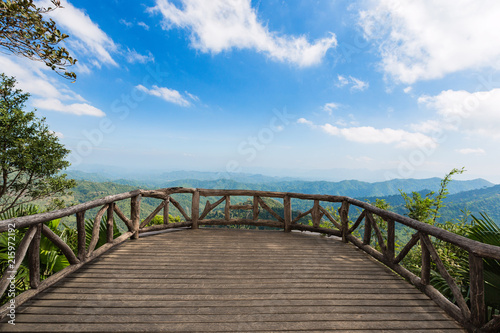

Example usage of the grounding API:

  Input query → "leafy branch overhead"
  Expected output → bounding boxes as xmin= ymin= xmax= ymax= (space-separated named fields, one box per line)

xmin=0 ymin=0 xmax=77 ymax=80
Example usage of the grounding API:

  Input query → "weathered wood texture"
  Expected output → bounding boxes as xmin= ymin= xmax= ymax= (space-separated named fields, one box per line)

xmin=0 ymin=229 xmax=465 ymax=332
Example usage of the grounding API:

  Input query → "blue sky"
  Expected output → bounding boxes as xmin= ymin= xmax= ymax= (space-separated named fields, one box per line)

xmin=2 ymin=0 xmax=500 ymax=182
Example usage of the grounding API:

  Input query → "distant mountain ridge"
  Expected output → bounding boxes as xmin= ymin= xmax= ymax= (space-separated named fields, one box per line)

xmin=65 ymin=170 xmax=300 ymax=186
xmin=61 ymin=172 xmax=499 ymax=226
xmin=66 ymin=170 xmax=494 ymax=198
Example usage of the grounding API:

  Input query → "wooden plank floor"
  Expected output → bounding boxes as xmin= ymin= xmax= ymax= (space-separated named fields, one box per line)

xmin=1 ymin=229 xmax=466 ymax=332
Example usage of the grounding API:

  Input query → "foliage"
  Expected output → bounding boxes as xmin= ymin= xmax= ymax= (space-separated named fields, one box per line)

xmin=468 ymin=213 xmax=500 ymax=311
xmin=142 ymin=214 xmax=181 ymax=227
xmin=0 ymin=74 xmax=76 ymax=215
xmin=0 ymin=0 xmax=76 ymax=80
xmin=397 ymin=169 xmax=500 ymax=319
xmin=398 ymin=169 xmax=472 ymax=298
xmin=400 ymin=168 xmax=465 ymax=225
xmin=0 ymin=204 xmax=71 ymax=304
xmin=83 ymin=216 xmax=122 ymax=252
xmin=427 ymin=213 xmax=470 ymax=301
xmin=0 ymin=203 xmax=129 ymax=304
xmin=307 ymin=205 xmax=339 ymax=233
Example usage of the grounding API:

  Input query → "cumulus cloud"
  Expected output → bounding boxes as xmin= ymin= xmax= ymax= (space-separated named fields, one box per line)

xmin=136 ymin=85 xmax=193 ymax=107
xmin=125 ymin=49 xmax=155 ymax=64
xmin=150 ymin=0 xmax=336 ymax=67
xmin=456 ymin=148 xmax=485 ymax=155
xmin=418 ymin=88 xmax=500 ymax=139
xmin=336 ymin=75 xmax=369 ymax=91
xmin=322 ymin=102 xmax=340 ymax=114
xmin=299 ymin=118 xmax=436 ymax=149
xmin=36 ymin=0 xmax=118 ymax=68
xmin=297 ymin=118 xmax=314 ymax=126
xmin=0 ymin=55 xmax=105 ymax=117
xmin=33 ymin=98 xmax=106 ymax=117
xmin=359 ymin=0 xmax=500 ymax=83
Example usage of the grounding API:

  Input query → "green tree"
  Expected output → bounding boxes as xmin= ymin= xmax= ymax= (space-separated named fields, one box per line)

xmin=0 ymin=74 xmax=75 ymax=215
xmin=400 ymin=167 xmax=465 ymax=225
xmin=0 ymin=0 xmax=76 ymax=80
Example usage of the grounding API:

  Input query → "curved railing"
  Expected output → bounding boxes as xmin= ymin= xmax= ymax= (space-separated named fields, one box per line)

xmin=0 ymin=187 xmax=499 ymax=332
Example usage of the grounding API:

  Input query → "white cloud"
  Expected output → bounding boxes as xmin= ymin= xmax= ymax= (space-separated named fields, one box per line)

xmin=410 ymin=120 xmax=446 ymax=134
xmin=119 ymin=19 xmax=133 ymax=27
xmin=299 ymin=118 xmax=436 ymax=149
xmin=150 ymin=0 xmax=336 ymax=67
xmin=36 ymin=0 xmax=118 ymax=68
xmin=297 ymin=118 xmax=314 ymax=126
xmin=456 ymin=148 xmax=485 ymax=155
xmin=418 ymin=88 xmax=500 ymax=139
xmin=0 ymin=55 xmax=104 ymax=117
xmin=136 ymin=85 xmax=192 ymax=107
xmin=0 ymin=56 xmax=64 ymax=99
xmin=336 ymin=75 xmax=369 ymax=91
xmin=125 ymin=49 xmax=155 ymax=64
xmin=138 ymin=22 xmax=150 ymax=30
xmin=185 ymin=91 xmax=199 ymax=102
xmin=322 ymin=102 xmax=340 ymax=114
xmin=337 ymin=75 xmax=349 ymax=87
xmin=350 ymin=76 xmax=369 ymax=91
xmin=33 ymin=98 xmax=106 ymax=117
xmin=360 ymin=0 xmax=500 ymax=83
xmin=403 ymin=87 xmax=412 ymax=94
xmin=120 ymin=18 xmax=150 ymax=31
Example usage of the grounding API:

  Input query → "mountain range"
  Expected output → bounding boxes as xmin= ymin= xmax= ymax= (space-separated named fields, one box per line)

xmin=63 ymin=170 xmax=500 ymax=225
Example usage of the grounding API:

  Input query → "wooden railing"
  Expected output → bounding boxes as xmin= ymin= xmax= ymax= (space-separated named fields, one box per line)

xmin=0 ymin=187 xmax=499 ymax=332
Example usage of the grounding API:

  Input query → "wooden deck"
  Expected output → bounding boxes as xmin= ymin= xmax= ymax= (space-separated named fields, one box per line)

xmin=1 ymin=229 xmax=466 ymax=332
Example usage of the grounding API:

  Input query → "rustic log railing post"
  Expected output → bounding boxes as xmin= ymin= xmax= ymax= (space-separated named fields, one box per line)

xmin=76 ymin=211 xmax=86 ymax=261
xmin=252 ymin=196 xmax=259 ymax=220
xmin=283 ymin=195 xmax=291 ymax=232
xmin=131 ymin=194 xmax=141 ymax=239
xmin=469 ymin=252 xmax=486 ymax=328
xmin=224 ymin=195 xmax=230 ymax=221
xmin=420 ymin=232 xmax=431 ymax=285
xmin=107 ymin=203 xmax=114 ymax=243
xmin=386 ymin=219 xmax=395 ymax=262
xmin=339 ymin=201 xmax=349 ymax=243
xmin=191 ymin=190 xmax=200 ymax=229
xmin=28 ymin=224 xmax=42 ymax=289
xmin=363 ymin=213 xmax=372 ymax=245
xmin=163 ymin=197 xmax=170 ymax=224
xmin=311 ymin=200 xmax=320 ymax=228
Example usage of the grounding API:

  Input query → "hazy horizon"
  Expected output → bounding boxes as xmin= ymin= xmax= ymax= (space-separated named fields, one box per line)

xmin=67 ymin=165 xmax=499 ymax=185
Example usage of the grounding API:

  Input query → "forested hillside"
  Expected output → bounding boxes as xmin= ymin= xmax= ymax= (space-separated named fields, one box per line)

xmin=58 ymin=177 xmax=500 ymax=227
xmin=360 ymin=185 xmax=500 ymax=223
xmin=68 ymin=170 xmax=494 ymax=197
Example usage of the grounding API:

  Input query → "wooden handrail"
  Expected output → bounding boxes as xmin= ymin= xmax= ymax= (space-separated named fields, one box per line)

xmin=1 ymin=186 xmax=499 ymax=332
xmin=0 ymin=190 xmax=142 ymax=233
